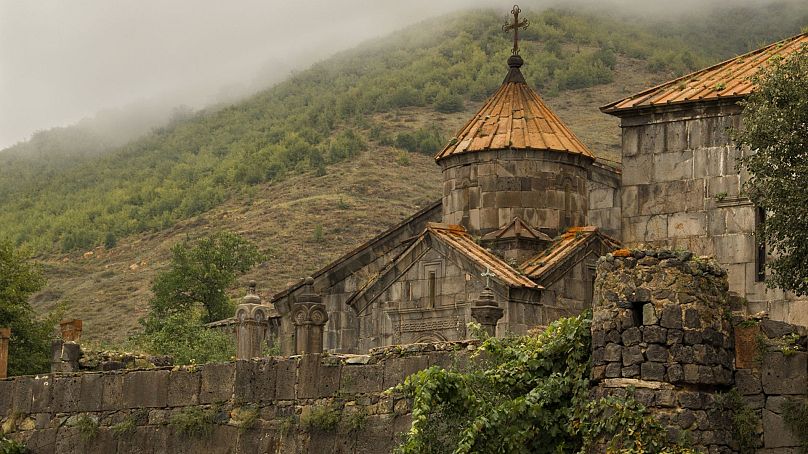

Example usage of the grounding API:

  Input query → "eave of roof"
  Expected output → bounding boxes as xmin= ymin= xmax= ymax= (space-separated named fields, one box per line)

xmin=436 ymin=56 xmax=594 ymax=160
xmin=520 ymin=226 xmax=620 ymax=280
xmin=601 ymin=33 xmax=808 ymax=116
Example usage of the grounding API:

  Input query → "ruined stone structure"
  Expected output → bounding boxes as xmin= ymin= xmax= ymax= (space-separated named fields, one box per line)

xmin=592 ymin=248 xmax=807 ymax=452
xmin=602 ymin=33 xmax=808 ymax=326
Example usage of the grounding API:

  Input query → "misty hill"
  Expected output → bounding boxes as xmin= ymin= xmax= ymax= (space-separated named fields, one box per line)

xmin=1 ymin=3 xmax=806 ymax=341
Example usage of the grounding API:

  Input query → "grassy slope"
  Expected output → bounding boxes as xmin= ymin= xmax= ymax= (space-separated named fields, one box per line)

xmin=32 ymin=54 xmax=658 ymax=343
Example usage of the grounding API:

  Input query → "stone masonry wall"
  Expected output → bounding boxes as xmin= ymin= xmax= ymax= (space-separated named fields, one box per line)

xmin=733 ymin=318 xmax=807 ymax=451
xmin=0 ymin=342 xmax=476 ymax=453
xmin=439 ymin=149 xmax=590 ymax=237
xmin=592 ymin=249 xmax=737 ymax=453
xmin=618 ymin=101 xmax=807 ymax=326
xmin=593 ymin=247 xmax=808 ymax=453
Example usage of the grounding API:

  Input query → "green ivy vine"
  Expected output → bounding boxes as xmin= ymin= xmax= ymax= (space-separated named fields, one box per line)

xmin=394 ymin=312 xmax=696 ymax=453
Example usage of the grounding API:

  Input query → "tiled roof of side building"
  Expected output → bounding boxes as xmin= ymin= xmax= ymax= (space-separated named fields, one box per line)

xmin=426 ymin=223 xmax=540 ymax=289
xmin=602 ymin=33 xmax=808 ymax=115
xmin=520 ymin=226 xmax=620 ymax=280
xmin=435 ymin=54 xmax=595 ymax=161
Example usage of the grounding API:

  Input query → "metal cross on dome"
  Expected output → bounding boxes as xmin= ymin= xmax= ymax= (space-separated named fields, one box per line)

xmin=502 ymin=5 xmax=530 ymax=55
xmin=481 ymin=266 xmax=496 ymax=288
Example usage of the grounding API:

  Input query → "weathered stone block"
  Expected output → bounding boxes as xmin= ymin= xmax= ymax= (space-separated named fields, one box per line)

xmin=654 ymin=151 xmax=693 ymax=182
xmin=605 ymin=363 xmax=621 ymax=378
xmin=11 ymin=378 xmax=33 ymax=414
xmin=622 ymin=365 xmax=640 ymax=378
xmin=642 ymin=304 xmax=658 ymax=325
xmin=641 ymin=362 xmax=665 ymax=381
xmin=274 ymin=357 xmax=298 ymax=400
xmin=101 ymin=373 xmax=124 ymax=411
xmin=622 ymin=327 xmax=641 ymax=346
xmin=735 ymin=369 xmax=763 ymax=395
xmin=382 ymin=355 xmax=429 ymax=389
xmin=341 ymin=364 xmax=384 ymax=395
xmin=660 ymin=305 xmax=683 ymax=329
xmin=167 ymin=368 xmax=200 ymax=407
xmin=199 ymin=363 xmax=234 ymax=404
xmin=78 ymin=373 xmax=103 ymax=412
xmin=762 ymin=352 xmax=808 ymax=395
xmin=679 ymin=391 xmax=704 ymax=409
xmin=645 ymin=344 xmax=668 ymax=362
xmin=683 ymin=364 xmax=700 ymax=383
xmin=604 ymin=343 xmax=622 ymax=362
xmin=51 ymin=375 xmax=81 ymax=413
xmin=642 ymin=325 xmax=667 ymax=344
xmin=0 ymin=380 xmax=12 ymax=416
xmin=666 ymin=364 xmax=683 ymax=383
xmin=761 ymin=319 xmax=798 ymax=339
xmin=30 ymin=376 xmax=52 ymax=413
xmin=622 ymin=345 xmax=644 ymax=367
xmin=763 ymin=409 xmax=801 ymax=448
xmin=123 ymin=370 xmax=168 ymax=408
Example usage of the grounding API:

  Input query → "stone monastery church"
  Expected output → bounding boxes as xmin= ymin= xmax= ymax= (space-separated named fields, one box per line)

xmin=242 ymin=26 xmax=808 ymax=356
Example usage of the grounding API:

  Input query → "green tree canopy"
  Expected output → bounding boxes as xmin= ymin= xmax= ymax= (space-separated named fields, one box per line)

xmin=737 ymin=46 xmax=808 ymax=295
xmin=0 ymin=240 xmax=53 ymax=376
xmin=147 ymin=231 xmax=263 ymax=324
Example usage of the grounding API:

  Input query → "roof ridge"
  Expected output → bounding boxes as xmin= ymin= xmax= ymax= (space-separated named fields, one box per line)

xmin=602 ymin=32 xmax=807 ymax=114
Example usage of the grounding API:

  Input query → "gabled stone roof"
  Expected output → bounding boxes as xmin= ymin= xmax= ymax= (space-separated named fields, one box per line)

xmin=435 ymin=55 xmax=595 ymax=161
xmin=602 ymin=32 xmax=808 ymax=115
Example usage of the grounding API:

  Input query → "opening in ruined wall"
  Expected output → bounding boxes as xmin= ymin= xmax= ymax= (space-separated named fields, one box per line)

xmin=630 ymin=300 xmax=649 ymax=327
xmin=755 ymin=206 xmax=766 ymax=282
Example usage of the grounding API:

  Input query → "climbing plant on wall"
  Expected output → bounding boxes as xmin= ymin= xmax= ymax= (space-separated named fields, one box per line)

xmin=394 ymin=312 xmax=696 ymax=453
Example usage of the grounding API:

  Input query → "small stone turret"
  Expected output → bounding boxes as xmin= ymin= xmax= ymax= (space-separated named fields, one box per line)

xmin=591 ymin=249 xmax=735 ymax=452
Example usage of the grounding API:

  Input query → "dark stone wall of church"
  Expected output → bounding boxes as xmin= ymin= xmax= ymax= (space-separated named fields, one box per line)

xmin=439 ymin=149 xmax=590 ymax=237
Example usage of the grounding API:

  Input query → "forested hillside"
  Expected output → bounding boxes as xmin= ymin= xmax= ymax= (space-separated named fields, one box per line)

xmin=3 ymin=4 xmax=806 ymax=254
xmin=1 ymin=3 xmax=807 ymax=341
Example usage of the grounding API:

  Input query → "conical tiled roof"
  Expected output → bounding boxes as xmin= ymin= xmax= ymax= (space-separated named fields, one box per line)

xmin=436 ymin=54 xmax=594 ymax=161
xmin=602 ymin=33 xmax=808 ymax=115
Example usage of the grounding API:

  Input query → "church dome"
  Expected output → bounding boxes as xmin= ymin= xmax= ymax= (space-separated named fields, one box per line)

xmin=435 ymin=53 xmax=594 ymax=161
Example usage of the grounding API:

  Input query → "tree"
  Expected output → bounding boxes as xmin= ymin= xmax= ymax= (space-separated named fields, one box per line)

xmin=147 ymin=232 xmax=263 ymax=323
xmin=0 ymin=240 xmax=53 ymax=376
xmin=736 ymin=47 xmax=808 ymax=295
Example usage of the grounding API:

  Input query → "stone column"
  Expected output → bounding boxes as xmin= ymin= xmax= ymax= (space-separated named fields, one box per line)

xmin=51 ymin=319 xmax=83 ymax=373
xmin=291 ymin=277 xmax=328 ymax=355
xmin=470 ymin=287 xmax=504 ymax=337
xmin=235 ymin=281 xmax=268 ymax=360
xmin=0 ymin=328 xmax=10 ymax=379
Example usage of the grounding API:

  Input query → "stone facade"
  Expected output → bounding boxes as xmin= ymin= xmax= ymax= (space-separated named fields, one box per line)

xmin=613 ymin=101 xmax=808 ymax=326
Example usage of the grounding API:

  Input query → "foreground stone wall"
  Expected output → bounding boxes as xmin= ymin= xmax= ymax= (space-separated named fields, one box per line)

xmin=0 ymin=342 xmax=475 ymax=453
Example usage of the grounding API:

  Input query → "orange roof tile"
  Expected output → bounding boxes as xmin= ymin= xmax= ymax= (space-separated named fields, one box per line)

xmin=520 ymin=226 xmax=619 ymax=280
xmin=436 ymin=55 xmax=595 ymax=160
xmin=426 ymin=223 xmax=539 ymax=289
xmin=602 ymin=33 xmax=808 ymax=115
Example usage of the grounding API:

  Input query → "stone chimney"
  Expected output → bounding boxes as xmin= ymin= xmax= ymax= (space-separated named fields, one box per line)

xmin=291 ymin=277 xmax=328 ymax=355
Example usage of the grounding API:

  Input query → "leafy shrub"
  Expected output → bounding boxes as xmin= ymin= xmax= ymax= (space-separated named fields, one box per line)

xmin=75 ymin=415 xmax=99 ymax=442
xmin=0 ymin=436 xmax=27 ymax=454
xmin=170 ymin=407 xmax=217 ymax=438
xmin=394 ymin=312 xmax=696 ymax=453
xmin=135 ymin=310 xmax=235 ymax=365
xmin=433 ymin=89 xmax=464 ymax=113
xmin=300 ymin=404 xmax=340 ymax=433
xmin=394 ymin=127 xmax=445 ymax=155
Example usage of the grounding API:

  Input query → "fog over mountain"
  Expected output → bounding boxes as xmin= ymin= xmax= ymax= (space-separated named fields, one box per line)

xmin=0 ymin=0 xmax=795 ymax=150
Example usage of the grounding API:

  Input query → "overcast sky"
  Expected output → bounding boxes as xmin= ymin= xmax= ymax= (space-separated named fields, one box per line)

xmin=0 ymin=0 xmax=778 ymax=150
